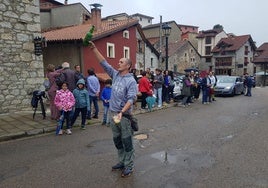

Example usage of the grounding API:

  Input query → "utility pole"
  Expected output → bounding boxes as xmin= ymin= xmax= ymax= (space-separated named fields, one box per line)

xmin=159 ymin=16 xmax=162 ymax=69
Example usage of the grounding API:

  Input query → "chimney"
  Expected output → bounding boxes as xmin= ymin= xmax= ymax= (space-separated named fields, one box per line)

xmin=90 ymin=3 xmax=102 ymax=31
xmin=64 ymin=0 xmax=68 ymax=5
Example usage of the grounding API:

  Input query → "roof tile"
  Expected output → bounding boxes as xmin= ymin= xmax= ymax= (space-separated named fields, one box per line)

xmin=42 ymin=19 xmax=138 ymax=42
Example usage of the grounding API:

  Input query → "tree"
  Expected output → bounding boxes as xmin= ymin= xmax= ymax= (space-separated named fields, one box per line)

xmin=213 ymin=24 xmax=224 ymax=30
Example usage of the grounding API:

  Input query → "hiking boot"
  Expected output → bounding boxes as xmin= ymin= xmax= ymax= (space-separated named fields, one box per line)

xmin=121 ymin=167 xmax=133 ymax=177
xmin=112 ymin=163 xmax=124 ymax=171
xmin=81 ymin=125 xmax=86 ymax=130
xmin=101 ymin=122 xmax=106 ymax=125
xmin=66 ymin=129 xmax=72 ymax=135
xmin=92 ymin=115 xmax=98 ymax=119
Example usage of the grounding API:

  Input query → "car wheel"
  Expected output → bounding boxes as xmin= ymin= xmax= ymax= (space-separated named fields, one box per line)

xmin=231 ymin=89 xmax=235 ymax=96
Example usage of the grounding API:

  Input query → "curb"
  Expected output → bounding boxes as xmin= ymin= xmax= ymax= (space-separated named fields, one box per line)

xmin=0 ymin=103 xmax=177 ymax=142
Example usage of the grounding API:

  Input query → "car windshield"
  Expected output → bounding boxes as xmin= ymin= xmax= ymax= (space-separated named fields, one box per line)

xmin=218 ymin=77 xmax=236 ymax=83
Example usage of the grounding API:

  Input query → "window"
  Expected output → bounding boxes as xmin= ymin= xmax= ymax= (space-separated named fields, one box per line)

xmin=174 ymin=64 xmax=178 ymax=72
xmin=140 ymin=17 xmax=142 ymax=21
xmin=205 ymin=46 xmax=211 ymax=55
xmin=151 ymin=58 xmax=153 ymax=67
xmin=206 ymin=57 xmax=211 ymax=63
xmin=137 ymin=40 xmax=142 ymax=53
xmin=107 ymin=43 xmax=115 ymax=58
xmin=148 ymin=19 xmax=151 ymax=23
xmin=123 ymin=30 xmax=129 ymax=39
xmin=205 ymin=36 xmax=211 ymax=44
xmin=244 ymin=46 xmax=249 ymax=55
xmin=124 ymin=46 xmax=130 ymax=59
xmin=243 ymin=68 xmax=247 ymax=74
xmin=244 ymin=57 xmax=248 ymax=66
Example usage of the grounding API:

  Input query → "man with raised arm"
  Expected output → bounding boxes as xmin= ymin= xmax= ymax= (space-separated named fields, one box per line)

xmin=88 ymin=41 xmax=137 ymax=177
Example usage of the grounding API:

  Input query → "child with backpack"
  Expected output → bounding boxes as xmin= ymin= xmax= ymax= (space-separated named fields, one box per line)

xmin=100 ymin=79 xmax=112 ymax=126
xmin=54 ymin=82 xmax=75 ymax=135
xmin=71 ymin=79 xmax=90 ymax=130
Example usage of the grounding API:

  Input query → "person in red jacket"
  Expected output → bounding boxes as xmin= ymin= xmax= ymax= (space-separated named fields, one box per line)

xmin=138 ymin=71 xmax=153 ymax=109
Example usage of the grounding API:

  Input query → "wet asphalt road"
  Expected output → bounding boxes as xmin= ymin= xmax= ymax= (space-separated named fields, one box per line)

xmin=0 ymin=87 xmax=268 ymax=188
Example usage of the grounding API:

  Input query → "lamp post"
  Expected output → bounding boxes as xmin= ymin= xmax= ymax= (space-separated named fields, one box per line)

xmin=162 ymin=23 xmax=171 ymax=70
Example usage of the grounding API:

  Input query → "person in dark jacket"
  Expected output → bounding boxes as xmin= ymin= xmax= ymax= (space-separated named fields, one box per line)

xmin=244 ymin=73 xmax=253 ymax=96
xmin=179 ymin=74 xmax=191 ymax=107
xmin=61 ymin=62 xmax=77 ymax=92
xmin=71 ymin=79 xmax=90 ymax=130
xmin=201 ymin=72 xmax=212 ymax=104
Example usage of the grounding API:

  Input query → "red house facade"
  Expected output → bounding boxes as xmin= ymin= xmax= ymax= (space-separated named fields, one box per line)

xmin=42 ymin=6 xmax=139 ymax=82
xmin=83 ymin=25 xmax=137 ymax=76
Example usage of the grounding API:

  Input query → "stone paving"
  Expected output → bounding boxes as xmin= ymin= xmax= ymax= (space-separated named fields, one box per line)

xmin=0 ymin=101 xmax=175 ymax=142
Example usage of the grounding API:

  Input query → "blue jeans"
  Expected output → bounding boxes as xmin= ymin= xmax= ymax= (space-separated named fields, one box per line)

xmin=154 ymin=87 xmax=162 ymax=107
xmin=103 ymin=106 xmax=110 ymax=123
xmin=87 ymin=95 xmax=99 ymax=118
xmin=71 ymin=107 xmax=87 ymax=127
xmin=246 ymin=86 xmax=252 ymax=96
xmin=59 ymin=110 xmax=72 ymax=129
xmin=202 ymin=87 xmax=209 ymax=103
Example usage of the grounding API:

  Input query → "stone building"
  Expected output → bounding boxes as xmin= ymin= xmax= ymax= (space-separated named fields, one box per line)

xmin=167 ymin=40 xmax=201 ymax=73
xmin=211 ymin=35 xmax=256 ymax=76
xmin=196 ymin=28 xmax=228 ymax=71
xmin=0 ymin=0 xmax=43 ymax=114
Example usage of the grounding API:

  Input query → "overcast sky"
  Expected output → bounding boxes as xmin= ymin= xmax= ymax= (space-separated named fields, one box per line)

xmin=66 ymin=0 xmax=268 ymax=47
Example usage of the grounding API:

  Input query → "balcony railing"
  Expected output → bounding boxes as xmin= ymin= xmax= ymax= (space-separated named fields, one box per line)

xmin=215 ymin=62 xmax=232 ymax=66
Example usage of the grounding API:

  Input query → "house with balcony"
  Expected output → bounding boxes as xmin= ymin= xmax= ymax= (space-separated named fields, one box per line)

xmin=196 ymin=28 xmax=228 ymax=71
xmin=253 ymin=43 xmax=268 ymax=86
xmin=211 ymin=34 xmax=257 ymax=76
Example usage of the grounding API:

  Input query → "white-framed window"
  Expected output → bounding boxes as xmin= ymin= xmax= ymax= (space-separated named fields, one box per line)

xmin=107 ymin=43 xmax=115 ymax=58
xmin=123 ymin=30 xmax=129 ymax=39
xmin=123 ymin=46 xmax=130 ymax=59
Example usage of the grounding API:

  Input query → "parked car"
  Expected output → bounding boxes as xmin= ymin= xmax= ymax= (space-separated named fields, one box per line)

xmin=214 ymin=76 xmax=245 ymax=96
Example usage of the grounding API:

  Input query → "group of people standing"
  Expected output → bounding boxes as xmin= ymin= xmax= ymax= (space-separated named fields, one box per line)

xmin=138 ymin=68 xmax=175 ymax=109
xmin=45 ymin=40 xmax=137 ymax=178
xmin=179 ymin=70 xmax=217 ymax=107
xmin=46 ymin=62 xmax=112 ymax=135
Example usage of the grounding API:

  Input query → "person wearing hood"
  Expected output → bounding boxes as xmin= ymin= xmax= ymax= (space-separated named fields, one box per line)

xmin=71 ymin=79 xmax=90 ymax=130
xmin=88 ymin=41 xmax=137 ymax=178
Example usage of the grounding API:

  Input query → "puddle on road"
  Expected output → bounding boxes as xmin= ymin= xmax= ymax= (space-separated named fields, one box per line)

xmin=151 ymin=151 xmax=177 ymax=164
xmin=135 ymin=147 xmax=215 ymax=186
xmin=137 ymin=147 xmax=215 ymax=170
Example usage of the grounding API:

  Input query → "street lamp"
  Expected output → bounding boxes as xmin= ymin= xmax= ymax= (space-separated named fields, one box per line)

xmin=162 ymin=22 xmax=171 ymax=70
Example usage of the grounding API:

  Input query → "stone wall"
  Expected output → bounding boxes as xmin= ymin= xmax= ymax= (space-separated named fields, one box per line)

xmin=0 ymin=0 xmax=44 ymax=114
